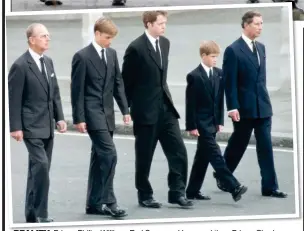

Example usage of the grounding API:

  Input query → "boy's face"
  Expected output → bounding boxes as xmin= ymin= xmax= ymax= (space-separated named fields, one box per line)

xmin=202 ymin=53 xmax=218 ymax=68
xmin=96 ymin=31 xmax=114 ymax=48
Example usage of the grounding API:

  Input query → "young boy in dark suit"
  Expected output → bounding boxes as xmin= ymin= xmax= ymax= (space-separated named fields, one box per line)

xmin=185 ymin=41 xmax=247 ymax=202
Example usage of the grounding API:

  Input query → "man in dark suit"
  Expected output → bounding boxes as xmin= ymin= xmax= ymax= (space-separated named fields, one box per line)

xmin=71 ymin=17 xmax=130 ymax=218
xmin=8 ymin=23 xmax=67 ymax=223
xmin=122 ymin=11 xmax=193 ymax=208
xmin=215 ymin=11 xmax=287 ymax=198
xmin=185 ymin=41 xmax=247 ymax=202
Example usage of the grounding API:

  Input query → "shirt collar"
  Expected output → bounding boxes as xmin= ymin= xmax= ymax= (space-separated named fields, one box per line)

xmin=201 ymin=62 xmax=212 ymax=75
xmin=242 ymin=33 xmax=255 ymax=46
xmin=145 ymin=30 xmax=159 ymax=46
xmin=28 ymin=47 xmax=43 ymax=61
xmin=92 ymin=39 xmax=106 ymax=54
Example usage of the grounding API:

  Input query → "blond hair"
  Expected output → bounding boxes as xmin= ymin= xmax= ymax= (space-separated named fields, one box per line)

xmin=94 ymin=17 xmax=118 ymax=36
xmin=199 ymin=40 xmax=220 ymax=56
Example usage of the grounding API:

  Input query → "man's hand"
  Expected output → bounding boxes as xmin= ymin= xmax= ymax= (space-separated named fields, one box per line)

xmin=75 ymin=122 xmax=87 ymax=133
xmin=228 ymin=110 xmax=240 ymax=122
xmin=189 ymin=129 xmax=200 ymax=137
xmin=217 ymin=125 xmax=224 ymax=132
xmin=57 ymin=120 xmax=67 ymax=133
xmin=10 ymin=130 xmax=23 ymax=142
xmin=123 ymin=114 xmax=131 ymax=125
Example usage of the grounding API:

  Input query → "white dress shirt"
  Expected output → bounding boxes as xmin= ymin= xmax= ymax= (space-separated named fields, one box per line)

xmin=28 ymin=47 xmax=47 ymax=76
xmin=145 ymin=30 xmax=162 ymax=65
xmin=241 ymin=33 xmax=260 ymax=64
xmin=92 ymin=39 xmax=107 ymax=63
xmin=201 ymin=62 xmax=213 ymax=78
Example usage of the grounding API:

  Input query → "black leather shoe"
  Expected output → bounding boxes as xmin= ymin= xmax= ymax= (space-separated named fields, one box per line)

xmin=25 ymin=213 xmax=37 ymax=223
xmin=102 ymin=204 xmax=127 ymax=218
xmin=187 ymin=192 xmax=211 ymax=200
xmin=139 ymin=198 xmax=162 ymax=208
xmin=86 ymin=207 xmax=106 ymax=215
xmin=262 ymin=190 xmax=287 ymax=198
xmin=168 ymin=196 xmax=193 ymax=207
xmin=232 ymin=185 xmax=248 ymax=202
xmin=112 ymin=0 xmax=126 ymax=6
xmin=213 ymin=172 xmax=229 ymax=192
xmin=45 ymin=0 xmax=63 ymax=6
xmin=36 ymin=217 xmax=54 ymax=223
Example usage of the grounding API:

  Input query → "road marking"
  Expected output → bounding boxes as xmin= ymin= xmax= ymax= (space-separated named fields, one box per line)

xmin=55 ymin=132 xmax=294 ymax=153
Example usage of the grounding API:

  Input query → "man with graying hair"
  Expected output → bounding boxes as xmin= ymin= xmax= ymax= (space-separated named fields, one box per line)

xmin=8 ymin=23 xmax=66 ymax=223
xmin=214 ymin=11 xmax=287 ymax=198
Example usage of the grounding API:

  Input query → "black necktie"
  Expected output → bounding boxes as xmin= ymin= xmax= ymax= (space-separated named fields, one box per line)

xmin=155 ymin=39 xmax=162 ymax=67
xmin=101 ymin=48 xmax=107 ymax=69
xmin=252 ymin=41 xmax=259 ymax=60
xmin=209 ymin=68 xmax=214 ymax=88
xmin=39 ymin=57 xmax=49 ymax=84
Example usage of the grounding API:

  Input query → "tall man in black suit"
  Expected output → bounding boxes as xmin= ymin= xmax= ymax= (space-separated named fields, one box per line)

xmin=122 ymin=11 xmax=193 ymax=208
xmin=215 ymin=11 xmax=287 ymax=198
xmin=185 ymin=41 xmax=247 ymax=202
xmin=71 ymin=17 xmax=130 ymax=218
xmin=8 ymin=23 xmax=67 ymax=223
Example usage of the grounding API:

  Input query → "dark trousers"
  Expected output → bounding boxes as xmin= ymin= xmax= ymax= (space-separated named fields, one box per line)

xmin=86 ymin=130 xmax=117 ymax=208
xmin=134 ymin=103 xmax=188 ymax=201
xmin=186 ymin=132 xmax=240 ymax=194
xmin=23 ymin=137 xmax=53 ymax=221
xmin=223 ymin=117 xmax=278 ymax=192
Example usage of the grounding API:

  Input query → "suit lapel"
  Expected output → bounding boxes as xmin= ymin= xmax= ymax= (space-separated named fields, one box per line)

xmin=160 ymin=37 xmax=167 ymax=70
xmin=26 ymin=51 xmax=48 ymax=94
xmin=198 ymin=65 xmax=213 ymax=99
xmin=104 ymin=48 xmax=113 ymax=88
xmin=144 ymin=33 xmax=162 ymax=70
xmin=44 ymin=57 xmax=53 ymax=97
xmin=256 ymin=42 xmax=264 ymax=70
xmin=213 ymin=69 xmax=220 ymax=99
xmin=88 ymin=44 xmax=107 ymax=78
xmin=239 ymin=37 xmax=259 ymax=70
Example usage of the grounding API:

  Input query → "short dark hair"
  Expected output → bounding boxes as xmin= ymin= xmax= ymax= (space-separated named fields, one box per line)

xmin=241 ymin=11 xmax=262 ymax=28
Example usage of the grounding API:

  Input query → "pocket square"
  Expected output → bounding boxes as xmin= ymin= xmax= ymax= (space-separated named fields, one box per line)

xmin=50 ymin=73 xmax=55 ymax=77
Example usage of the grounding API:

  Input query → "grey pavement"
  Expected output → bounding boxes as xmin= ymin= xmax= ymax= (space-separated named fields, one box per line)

xmin=10 ymin=133 xmax=297 ymax=224
xmin=6 ymin=8 xmax=295 ymax=147
xmin=9 ymin=0 xmax=304 ymax=12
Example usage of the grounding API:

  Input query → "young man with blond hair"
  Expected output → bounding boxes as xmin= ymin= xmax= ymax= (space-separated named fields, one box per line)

xmin=185 ymin=41 xmax=247 ymax=202
xmin=71 ymin=17 xmax=130 ymax=218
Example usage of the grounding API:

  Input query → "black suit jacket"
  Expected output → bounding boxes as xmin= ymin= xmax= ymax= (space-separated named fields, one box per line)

xmin=8 ymin=50 xmax=64 ymax=139
xmin=223 ymin=37 xmax=273 ymax=118
xmin=71 ymin=43 xmax=129 ymax=131
xmin=122 ymin=33 xmax=179 ymax=125
xmin=185 ymin=65 xmax=224 ymax=135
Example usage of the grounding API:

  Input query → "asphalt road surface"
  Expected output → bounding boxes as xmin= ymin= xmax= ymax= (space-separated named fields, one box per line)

xmin=9 ymin=132 xmax=298 ymax=224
